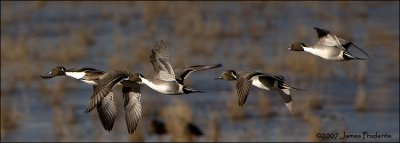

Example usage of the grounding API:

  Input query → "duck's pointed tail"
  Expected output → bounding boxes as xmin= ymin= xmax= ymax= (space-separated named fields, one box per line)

xmin=282 ymin=85 xmax=306 ymax=91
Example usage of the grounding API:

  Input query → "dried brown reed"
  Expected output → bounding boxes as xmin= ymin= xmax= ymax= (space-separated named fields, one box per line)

xmin=229 ymin=14 xmax=242 ymax=37
xmin=128 ymin=125 xmax=144 ymax=142
xmin=247 ymin=44 xmax=265 ymax=69
xmin=303 ymin=111 xmax=322 ymax=142
xmin=1 ymin=35 xmax=42 ymax=88
xmin=226 ymin=97 xmax=246 ymax=121
xmin=294 ymin=22 xmax=309 ymax=40
xmin=306 ymin=93 xmax=323 ymax=111
xmin=257 ymin=91 xmax=276 ymax=118
xmin=353 ymin=60 xmax=367 ymax=112
xmin=107 ymin=53 xmax=133 ymax=71
xmin=0 ymin=104 xmax=23 ymax=137
xmin=284 ymin=54 xmax=331 ymax=79
xmin=65 ymin=105 xmax=78 ymax=125
xmin=292 ymin=91 xmax=323 ymax=118
xmin=49 ymin=81 xmax=67 ymax=106
xmin=106 ymin=29 xmax=135 ymax=71
xmin=354 ymin=83 xmax=367 ymax=112
xmin=129 ymin=39 xmax=152 ymax=65
xmin=366 ymin=25 xmax=399 ymax=49
xmin=140 ymin=1 xmax=169 ymax=26
xmin=43 ymin=30 xmax=91 ymax=64
xmin=141 ymin=89 xmax=165 ymax=118
xmin=161 ymin=99 xmax=194 ymax=142
xmin=249 ymin=22 xmax=263 ymax=41
xmin=30 ymin=1 xmax=46 ymax=11
xmin=171 ymin=50 xmax=190 ymax=70
xmin=207 ymin=111 xmax=220 ymax=142
xmin=0 ymin=79 xmax=17 ymax=96
xmin=52 ymin=105 xmax=65 ymax=141
xmin=169 ymin=2 xmax=204 ymax=37
xmin=354 ymin=61 xmax=367 ymax=84
xmin=184 ymin=38 xmax=213 ymax=57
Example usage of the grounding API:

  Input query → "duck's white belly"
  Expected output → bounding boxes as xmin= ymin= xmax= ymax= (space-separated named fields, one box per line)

xmin=152 ymin=84 xmax=174 ymax=94
xmin=304 ymin=47 xmax=344 ymax=60
xmin=141 ymin=79 xmax=178 ymax=94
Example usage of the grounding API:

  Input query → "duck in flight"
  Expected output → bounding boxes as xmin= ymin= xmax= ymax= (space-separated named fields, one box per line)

xmin=215 ymin=70 xmax=305 ymax=114
xmin=287 ymin=27 xmax=370 ymax=61
xmin=41 ymin=66 xmax=142 ymax=134
xmin=137 ymin=40 xmax=222 ymax=95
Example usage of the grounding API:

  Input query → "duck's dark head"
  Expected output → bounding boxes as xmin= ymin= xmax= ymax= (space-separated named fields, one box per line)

xmin=215 ymin=70 xmax=238 ymax=81
xmin=287 ymin=42 xmax=306 ymax=51
xmin=129 ymin=73 xmax=143 ymax=82
xmin=135 ymin=73 xmax=144 ymax=79
xmin=40 ymin=66 xmax=66 ymax=79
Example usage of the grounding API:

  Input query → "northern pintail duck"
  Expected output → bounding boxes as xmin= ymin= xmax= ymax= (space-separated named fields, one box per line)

xmin=287 ymin=27 xmax=369 ymax=61
xmin=41 ymin=66 xmax=142 ymax=134
xmin=137 ymin=40 xmax=222 ymax=95
xmin=40 ymin=66 xmax=104 ymax=85
xmin=215 ymin=70 xmax=305 ymax=114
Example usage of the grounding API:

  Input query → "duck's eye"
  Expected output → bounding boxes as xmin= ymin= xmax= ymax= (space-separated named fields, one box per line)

xmin=61 ymin=68 xmax=66 ymax=72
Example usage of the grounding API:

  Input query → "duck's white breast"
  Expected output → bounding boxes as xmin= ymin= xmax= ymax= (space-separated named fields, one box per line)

xmin=66 ymin=72 xmax=85 ymax=79
xmin=141 ymin=78 xmax=174 ymax=94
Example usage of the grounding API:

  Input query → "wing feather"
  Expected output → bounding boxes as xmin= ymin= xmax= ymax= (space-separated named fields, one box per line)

xmin=85 ymin=71 xmax=128 ymax=113
xmin=277 ymin=89 xmax=294 ymax=114
xmin=96 ymin=91 xmax=117 ymax=132
xmin=235 ymin=76 xmax=252 ymax=106
xmin=150 ymin=40 xmax=176 ymax=81
xmin=176 ymin=64 xmax=222 ymax=83
xmin=123 ymin=84 xmax=142 ymax=134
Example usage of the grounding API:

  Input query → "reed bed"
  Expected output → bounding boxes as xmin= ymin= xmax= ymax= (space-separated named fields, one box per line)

xmin=160 ymin=99 xmax=194 ymax=142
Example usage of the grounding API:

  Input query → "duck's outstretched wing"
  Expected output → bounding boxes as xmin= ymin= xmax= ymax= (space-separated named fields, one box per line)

xmin=342 ymin=41 xmax=370 ymax=59
xmin=277 ymin=89 xmax=294 ymax=115
xmin=95 ymin=86 xmax=117 ymax=132
xmin=123 ymin=84 xmax=142 ymax=134
xmin=314 ymin=27 xmax=347 ymax=51
xmin=176 ymin=64 xmax=222 ymax=84
xmin=85 ymin=71 xmax=129 ymax=113
xmin=150 ymin=40 xmax=176 ymax=81
xmin=235 ymin=75 xmax=252 ymax=106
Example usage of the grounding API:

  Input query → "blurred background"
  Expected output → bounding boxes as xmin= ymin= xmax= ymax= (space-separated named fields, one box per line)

xmin=1 ymin=1 xmax=399 ymax=142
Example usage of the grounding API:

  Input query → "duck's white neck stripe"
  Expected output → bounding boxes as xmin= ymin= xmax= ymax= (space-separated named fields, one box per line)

xmin=139 ymin=77 xmax=150 ymax=85
xmin=139 ymin=77 xmax=158 ymax=89
xmin=231 ymin=73 xmax=237 ymax=79
xmin=65 ymin=72 xmax=85 ymax=79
